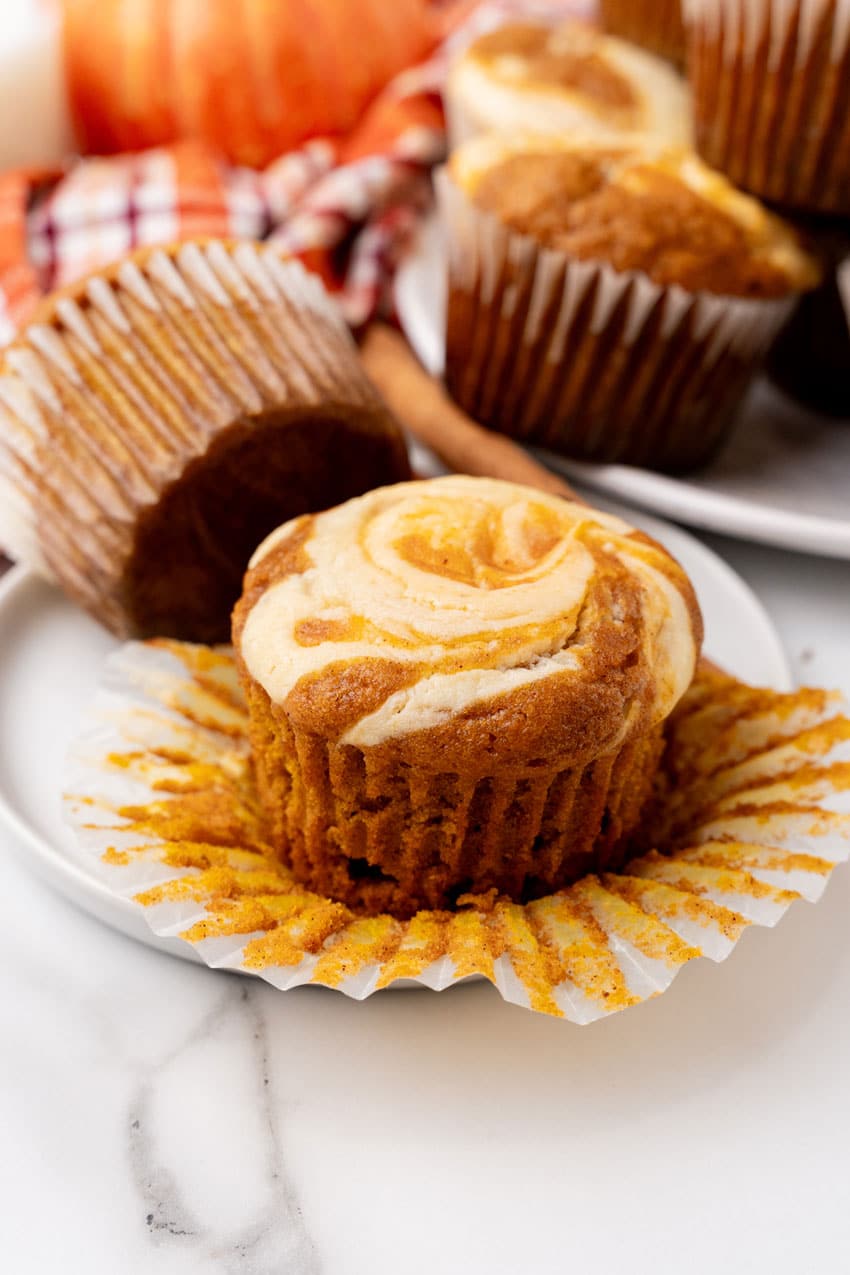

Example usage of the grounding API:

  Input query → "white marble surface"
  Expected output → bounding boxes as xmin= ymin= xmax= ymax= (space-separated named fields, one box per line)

xmin=2 ymin=532 xmax=850 ymax=1275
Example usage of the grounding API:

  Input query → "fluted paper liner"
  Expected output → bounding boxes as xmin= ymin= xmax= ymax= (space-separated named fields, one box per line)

xmin=0 ymin=241 xmax=408 ymax=640
xmin=64 ymin=640 xmax=850 ymax=1022
xmin=684 ymin=0 xmax=850 ymax=213
xmin=438 ymin=170 xmax=794 ymax=473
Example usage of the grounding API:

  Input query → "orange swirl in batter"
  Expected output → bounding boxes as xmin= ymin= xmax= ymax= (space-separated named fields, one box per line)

xmin=239 ymin=477 xmax=701 ymax=747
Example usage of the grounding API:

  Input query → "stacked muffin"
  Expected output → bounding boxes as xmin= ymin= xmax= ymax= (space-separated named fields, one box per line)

xmin=441 ymin=7 xmax=848 ymax=470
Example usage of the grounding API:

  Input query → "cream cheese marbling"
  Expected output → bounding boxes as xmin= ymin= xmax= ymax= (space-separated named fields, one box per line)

xmin=240 ymin=476 xmax=700 ymax=747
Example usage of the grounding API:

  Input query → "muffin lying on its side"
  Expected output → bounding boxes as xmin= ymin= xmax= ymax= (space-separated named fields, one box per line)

xmin=233 ymin=475 xmax=703 ymax=918
xmin=0 ymin=241 xmax=410 ymax=642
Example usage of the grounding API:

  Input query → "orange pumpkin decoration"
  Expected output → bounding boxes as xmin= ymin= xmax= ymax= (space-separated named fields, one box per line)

xmin=62 ymin=0 xmax=439 ymax=167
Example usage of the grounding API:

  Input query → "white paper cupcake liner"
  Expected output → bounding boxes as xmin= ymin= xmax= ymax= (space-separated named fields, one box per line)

xmin=63 ymin=640 xmax=850 ymax=1023
xmin=437 ymin=169 xmax=793 ymax=472
xmin=684 ymin=0 xmax=850 ymax=212
xmin=0 ymin=241 xmax=407 ymax=640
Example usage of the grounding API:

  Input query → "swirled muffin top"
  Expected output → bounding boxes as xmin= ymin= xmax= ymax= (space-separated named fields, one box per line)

xmin=233 ymin=477 xmax=703 ymax=768
xmin=450 ymin=134 xmax=821 ymax=298
xmin=446 ymin=20 xmax=692 ymax=146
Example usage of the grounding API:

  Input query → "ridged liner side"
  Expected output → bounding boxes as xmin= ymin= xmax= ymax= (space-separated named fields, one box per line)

xmin=437 ymin=171 xmax=795 ymax=474
xmin=242 ymin=676 xmax=665 ymax=916
xmin=684 ymin=0 xmax=850 ymax=213
xmin=0 ymin=241 xmax=404 ymax=636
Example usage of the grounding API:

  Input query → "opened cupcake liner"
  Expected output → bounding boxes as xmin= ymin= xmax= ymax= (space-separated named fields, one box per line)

xmin=63 ymin=640 xmax=850 ymax=1023
xmin=437 ymin=169 xmax=794 ymax=473
xmin=600 ymin=0 xmax=686 ymax=65
xmin=0 ymin=241 xmax=408 ymax=641
xmin=684 ymin=0 xmax=850 ymax=214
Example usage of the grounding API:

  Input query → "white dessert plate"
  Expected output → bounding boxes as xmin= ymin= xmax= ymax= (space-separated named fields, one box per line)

xmin=395 ymin=214 xmax=850 ymax=560
xmin=0 ymin=498 xmax=791 ymax=965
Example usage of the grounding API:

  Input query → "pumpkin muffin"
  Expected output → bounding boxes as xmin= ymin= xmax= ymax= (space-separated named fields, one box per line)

xmin=440 ymin=134 xmax=820 ymax=472
xmin=233 ymin=475 xmax=703 ymax=918
xmin=0 ymin=240 xmax=410 ymax=641
xmin=685 ymin=0 xmax=850 ymax=214
xmin=445 ymin=19 xmax=691 ymax=148
xmin=600 ymin=0 xmax=686 ymax=66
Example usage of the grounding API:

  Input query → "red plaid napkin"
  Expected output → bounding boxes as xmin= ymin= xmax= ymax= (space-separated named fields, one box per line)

xmin=0 ymin=0 xmax=584 ymax=343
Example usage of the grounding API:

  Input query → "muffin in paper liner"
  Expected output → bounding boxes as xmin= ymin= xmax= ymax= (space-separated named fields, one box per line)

xmin=0 ymin=240 xmax=410 ymax=643
xmin=63 ymin=640 xmax=850 ymax=1023
xmin=438 ymin=159 xmax=803 ymax=473
xmin=685 ymin=0 xmax=850 ymax=214
xmin=600 ymin=0 xmax=686 ymax=66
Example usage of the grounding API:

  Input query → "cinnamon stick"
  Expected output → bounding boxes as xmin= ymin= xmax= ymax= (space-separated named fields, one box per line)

xmin=360 ymin=325 xmax=585 ymax=504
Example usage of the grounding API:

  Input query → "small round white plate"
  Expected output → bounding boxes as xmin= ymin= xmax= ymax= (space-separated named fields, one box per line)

xmin=396 ymin=215 xmax=850 ymax=560
xmin=0 ymin=507 xmax=790 ymax=962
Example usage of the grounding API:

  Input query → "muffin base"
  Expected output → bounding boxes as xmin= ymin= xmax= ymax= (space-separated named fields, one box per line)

xmin=243 ymin=679 xmax=665 ymax=919
xmin=687 ymin=0 xmax=850 ymax=214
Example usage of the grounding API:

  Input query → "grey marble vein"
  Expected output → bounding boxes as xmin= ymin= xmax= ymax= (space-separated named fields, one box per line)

xmin=126 ymin=979 xmax=320 ymax=1274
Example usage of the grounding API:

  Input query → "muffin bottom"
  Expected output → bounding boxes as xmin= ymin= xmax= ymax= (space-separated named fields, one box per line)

xmin=244 ymin=680 xmax=665 ymax=919
xmin=124 ymin=406 xmax=410 ymax=643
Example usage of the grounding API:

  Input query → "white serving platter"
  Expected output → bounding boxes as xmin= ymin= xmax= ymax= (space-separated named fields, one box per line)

xmin=0 ymin=494 xmax=791 ymax=963
xmin=395 ymin=214 xmax=850 ymax=560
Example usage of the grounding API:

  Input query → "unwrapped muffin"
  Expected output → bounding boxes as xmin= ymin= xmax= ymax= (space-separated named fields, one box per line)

xmin=445 ymin=19 xmax=691 ymax=148
xmin=685 ymin=0 xmax=850 ymax=214
xmin=232 ymin=475 xmax=703 ymax=918
xmin=0 ymin=241 xmax=410 ymax=641
xmin=440 ymin=134 xmax=820 ymax=472
xmin=600 ymin=0 xmax=686 ymax=65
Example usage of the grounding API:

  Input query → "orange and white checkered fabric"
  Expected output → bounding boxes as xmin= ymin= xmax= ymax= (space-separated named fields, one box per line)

xmin=0 ymin=1 xmax=584 ymax=342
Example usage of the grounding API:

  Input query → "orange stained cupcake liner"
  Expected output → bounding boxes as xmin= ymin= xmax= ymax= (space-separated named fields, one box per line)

xmin=685 ymin=0 xmax=850 ymax=214
xmin=437 ymin=170 xmax=794 ymax=474
xmin=64 ymin=641 xmax=850 ymax=1023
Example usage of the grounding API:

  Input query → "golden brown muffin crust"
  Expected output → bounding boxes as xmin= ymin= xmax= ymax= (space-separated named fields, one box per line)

xmin=233 ymin=522 xmax=702 ymax=775
xmin=471 ymin=152 xmax=798 ymax=298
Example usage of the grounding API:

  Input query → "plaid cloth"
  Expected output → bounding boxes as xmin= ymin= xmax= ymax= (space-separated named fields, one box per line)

xmin=0 ymin=0 xmax=585 ymax=343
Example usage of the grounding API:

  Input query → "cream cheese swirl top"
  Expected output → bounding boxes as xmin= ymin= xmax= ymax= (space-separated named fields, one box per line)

xmin=236 ymin=477 xmax=702 ymax=752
